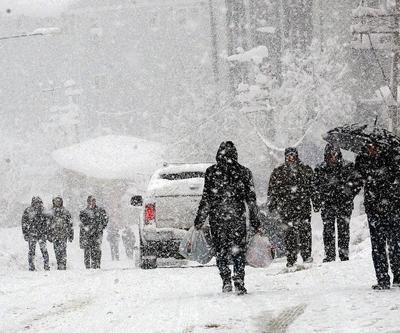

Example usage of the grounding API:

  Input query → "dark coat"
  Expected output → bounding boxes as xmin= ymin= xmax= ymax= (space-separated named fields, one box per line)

xmin=268 ymin=160 xmax=315 ymax=221
xmin=194 ymin=142 xmax=260 ymax=250
xmin=21 ymin=205 xmax=48 ymax=241
xmin=79 ymin=206 xmax=109 ymax=249
xmin=355 ymin=148 xmax=396 ymax=215
xmin=314 ymin=144 xmax=362 ymax=213
xmin=48 ymin=207 xmax=73 ymax=242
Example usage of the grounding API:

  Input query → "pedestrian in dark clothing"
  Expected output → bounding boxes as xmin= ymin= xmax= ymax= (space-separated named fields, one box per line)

xmin=267 ymin=147 xmax=315 ymax=268
xmin=79 ymin=196 xmax=109 ymax=269
xmin=194 ymin=141 xmax=260 ymax=295
xmin=47 ymin=196 xmax=73 ymax=270
xmin=355 ymin=143 xmax=400 ymax=290
xmin=122 ymin=226 xmax=136 ymax=259
xmin=314 ymin=144 xmax=362 ymax=262
xmin=106 ymin=224 xmax=120 ymax=261
xmin=21 ymin=196 xmax=50 ymax=271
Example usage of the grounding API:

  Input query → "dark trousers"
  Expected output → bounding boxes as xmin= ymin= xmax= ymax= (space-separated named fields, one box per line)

xmin=84 ymin=239 xmax=102 ymax=269
xmin=322 ymin=207 xmax=351 ymax=260
xmin=110 ymin=242 xmax=119 ymax=261
xmin=28 ymin=239 xmax=49 ymax=271
xmin=367 ymin=212 xmax=400 ymax=286
xmin=284 ymin=219 xmax=312 ymax=266
xmin=216 ymin=243 xmax=246 ymax=284
xmin=124 ymin=245 xmax=134 ymax=259
xmin=53 ymin=239 xmax=67 ymax=270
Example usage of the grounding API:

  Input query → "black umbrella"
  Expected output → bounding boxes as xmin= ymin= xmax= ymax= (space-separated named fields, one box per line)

xmin=323 ymin=124 xmax=400 ymax=154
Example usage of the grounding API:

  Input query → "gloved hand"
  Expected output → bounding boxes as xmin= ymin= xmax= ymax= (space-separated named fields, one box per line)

xmin=194 ymin=223 xmax=203 ymax=230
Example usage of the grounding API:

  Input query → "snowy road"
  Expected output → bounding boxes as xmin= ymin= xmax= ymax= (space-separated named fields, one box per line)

xmin=1 ymin=218 xmax=400 ymax=333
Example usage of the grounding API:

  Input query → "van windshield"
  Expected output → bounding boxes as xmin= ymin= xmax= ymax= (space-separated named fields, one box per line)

xmin=159 ymin=172 xmax=205 ymax=181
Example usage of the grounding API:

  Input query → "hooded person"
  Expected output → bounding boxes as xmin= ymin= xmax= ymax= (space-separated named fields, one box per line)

xmin=79 ymin=196 xmax=109 ymax=269
xmin=194 ymin=141 xmax=260 ymax=295
xmin=21 ymin=196 xmax=50 ymax=271
xmin=355 ymin=142 xmax=400 ymax=290
xmin=267 ymin=147 xmax=315 ymax=268
xmin=47 ymin=196 xmax=73 ymax=270
xmin=314 ymin=144 xmax=361 ymax=262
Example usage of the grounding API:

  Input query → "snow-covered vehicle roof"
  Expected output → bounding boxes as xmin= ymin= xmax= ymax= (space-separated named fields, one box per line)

xmin=156 ymin=163 xmax=212 ymax=175
xmin=52 ymin=135 xmax=165 ymax=180
xmin=147 ymin=163 xmax=212 ymax=192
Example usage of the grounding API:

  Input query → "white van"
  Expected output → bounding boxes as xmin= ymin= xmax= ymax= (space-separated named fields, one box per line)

xmin=131 ymin=163 xmax=211 ymax=269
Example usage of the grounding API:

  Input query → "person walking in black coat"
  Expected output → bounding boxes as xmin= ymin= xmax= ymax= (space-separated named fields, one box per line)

xmin=194 ymin=141 xmax=260 ymax=295
xmin=267 ymin=147 xmax=315 ymax=268
xmin=79 ymin=196 xmax=109 ymax=269
xmin=355 ymin=143 xmax=400 ymax=290
xmin=314 ymin=144 xmax=361 ymax=262
xmin=21 ymin=196 xmax=50 ymax=271
xmin=47 ymin=196 xmax=73 ymax=270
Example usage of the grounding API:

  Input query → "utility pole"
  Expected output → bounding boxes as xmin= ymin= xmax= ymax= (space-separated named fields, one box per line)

xmin=390 ymin=0 xmax=400 ymax=135
xmin=208 ymin=0 xmax=220 ymax=85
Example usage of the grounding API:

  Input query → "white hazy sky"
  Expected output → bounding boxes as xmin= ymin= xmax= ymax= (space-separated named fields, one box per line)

xmin=0 ymin=0 xmax=75 ymax=17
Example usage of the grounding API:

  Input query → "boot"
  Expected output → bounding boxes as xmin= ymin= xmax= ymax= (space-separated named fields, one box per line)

xmin=371 ymin=283 xmax=390 ymax=290
xmin=234 ymin=280 xmax=247 ymax=296
xmin=393 ymin=276 xmax=400 ymax=288
xmin=222 ymin=279 xmax=232 ymax=293
xmin=303 ymin=257 xmax=313 ymax=264
xmin=323 ymin=257 xmax=335 ymax=263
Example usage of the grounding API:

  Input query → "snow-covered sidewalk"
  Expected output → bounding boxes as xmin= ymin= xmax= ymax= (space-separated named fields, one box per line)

xmin=1 ymin=216 xmax=400 ymax=332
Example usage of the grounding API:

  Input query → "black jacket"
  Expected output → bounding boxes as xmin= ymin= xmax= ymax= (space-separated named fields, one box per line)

xmin=355 ymin=148 xmax=395 ymax=215
xmin=79 ymin=206 xmax=108 ymax=248
xmin=48 ymin=207 xmax=73 ymax=242
xmin=194 ymin=142 xmax=260 ymax=249
xmin=21 ymin=205 xmax=48 ymax=241
xmin=314 ymin=145 xmax=361 ymax=212
xmin=268 ymin=160 xmax=315 ymax=221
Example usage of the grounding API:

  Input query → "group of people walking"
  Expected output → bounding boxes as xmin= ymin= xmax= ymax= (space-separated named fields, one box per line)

xmin=22 ymin=139 xmax=400 ymax=293
xmin=267 ymin=142 xmax=400 ymax=290
xmin=194 ymin=140 xmax=400 ymax=295
xmin=21 ymin=195 xmax=136 ymax=270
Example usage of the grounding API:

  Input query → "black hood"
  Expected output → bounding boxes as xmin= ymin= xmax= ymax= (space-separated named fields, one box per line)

xmin=31 ymin=196 xmax=43 ymax=206
xmin=216 ymin=141 xmax=238 ymax=165
xmin=324 ymin=143 xmax=342 ymax=164
xmin=52 ymin=196 xmax=63 ymax=208
xmin=284 ymin=147 xmax=300 ymax=165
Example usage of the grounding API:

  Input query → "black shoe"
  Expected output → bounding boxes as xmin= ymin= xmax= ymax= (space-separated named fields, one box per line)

xmin=303 ymin=257 xmax=313 ymax=264
xmin=29 ymin=267 xmax=35 ymax=271
xmin=340 ymin=257 xmax=349 ymax=262
xmin=222 ymin=280 xmax=232 ymax=293
xmin=286 ymin=262 xmax=295 ymax=268
xmin=393 ymin=277 xmax=400 ymax=287
xmin=234 ymin=281 xmax=247 ymax=295
xmin=323 ymin=257 xmax=335 ymax=263
xmin=372 ymin=284 xmax=390 ymax=290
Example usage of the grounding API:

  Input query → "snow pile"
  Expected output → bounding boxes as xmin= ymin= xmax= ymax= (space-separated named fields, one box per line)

xmin=227 ymin=46 xmax=269 ymax=64
xmin=52 ymin=135 xmax=165 ymax=180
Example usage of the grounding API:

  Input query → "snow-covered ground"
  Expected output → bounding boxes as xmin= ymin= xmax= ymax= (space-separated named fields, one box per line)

xmin=1 ymin=214 xmax=399 ymax=333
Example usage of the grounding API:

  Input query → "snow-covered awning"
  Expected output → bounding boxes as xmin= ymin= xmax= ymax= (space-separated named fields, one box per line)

xmin=52 ymin=135 xmax=165 ymax=180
